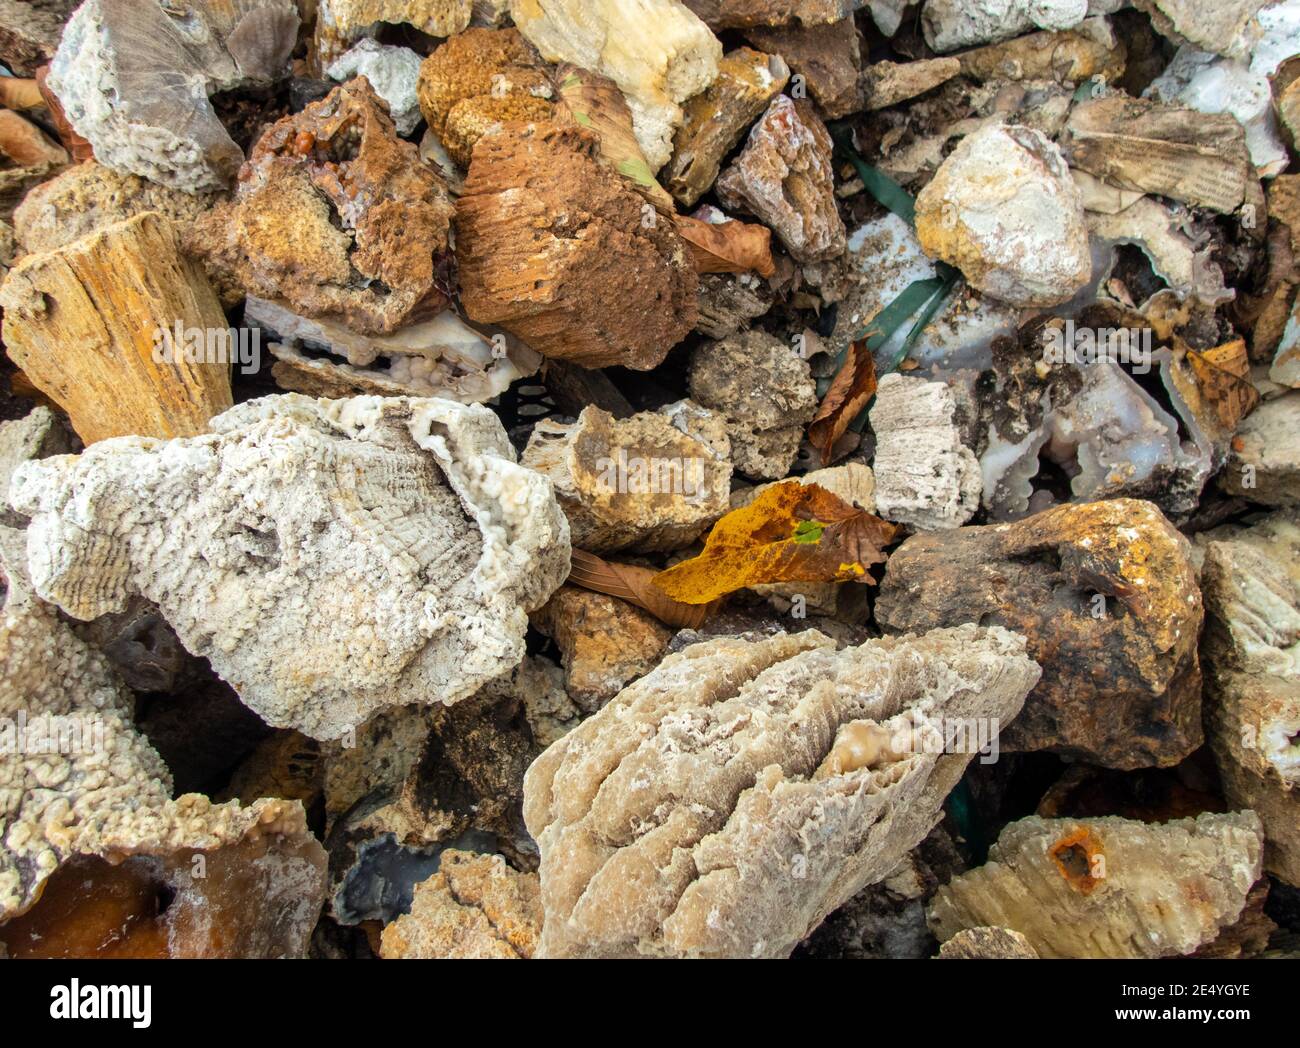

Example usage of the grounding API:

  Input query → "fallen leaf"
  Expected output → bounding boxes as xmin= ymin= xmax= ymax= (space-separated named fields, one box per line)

xmin=1186 ymin=338 xmax=1260 ymax=431
xmin=651 ymin=481 xmax=902 ymax=605
xmin=808 ymin=339 xmax=876 ymax=463
xmin=567 ymin=548 xmax=715 ymax=628
xmin=673 ymin=213 xmax=776 ymax=278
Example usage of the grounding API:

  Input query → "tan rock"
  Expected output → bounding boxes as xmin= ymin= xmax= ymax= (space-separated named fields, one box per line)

xmin=684 ymin=0 xmax=865 ymax=29
xmin=929 ymin=812 xmax=1265 ymax=958
xmin=860 ymin=57 xmax=960 ymax=111
xmin=877 ymin=499 xmax=1204 ymax=769
xmin=1134 ymin=0 xmax=1269 ymax=59
xmin=744 ymin=17 xmax=861 ymax=119
xmin=716 ymin=95 xmax=846 ymax=264
xmin=380 ymin=850 xmax=541 ymax=959
xmin=521 ymin=403 xmax=731 ymax=552
xmin=532 ymin=586 xmax=673 ymax=710
xmin=0 ymin=211 xmax=232 ymax=444
xmin=312 ymin=0 xmax=472 ymax=72
xmin=455 ymin=121 xmax=697 ymax=370
xmin=187 ymin=78 xmax=456 ymax=335
xmin=0 ymin=0 xmax=73 ymax=75
xmin=956 ymin=18 xmax=1126 ymax=85
xmin=937 ymin=927 xmax=1039 ymax=958
xmin=0 ymin=109 xmax=65 ymax=167
xmin=1221 ymin=391 xmax=1300 ymax=506
xmin=524 ymin=625 xmax=1041 ymax=957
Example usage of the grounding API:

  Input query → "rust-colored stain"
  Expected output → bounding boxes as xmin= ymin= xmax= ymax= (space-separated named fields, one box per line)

xmin=1049 ymin=827 xmax=1106 ymax=895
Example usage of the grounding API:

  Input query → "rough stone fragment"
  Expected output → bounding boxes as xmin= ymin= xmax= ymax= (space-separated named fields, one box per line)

xmin=1221 ymin=391 xmax=1300 ymax=506
xmin=877 ymin=499 xmax=1204 ymax=769
xmin=695 ymin=272 xmax=773 ymax=338
xmin=688 ymin=329 xmax=817 ymax=480
xmin=247 ymin=296 xmax=539 ymax=403
xmin=937 ymin=926 xmax=1039 ymax=958
xmin=379 ymin=850 xmax=542 ymax=958
xmin=915 ymin=124 xmax=1091 ymax=308
xmin=955 ymin=17 xmax=1126 ymax=85
xmin=187 ymin=78 xmax=455 ymax=335
xmin=312 ymin=0 xmax=472 ymax=71
xmin=683 ymin=0 xmax=865 ymax=28
xmin=9 ymin=394 xmax=571 ymax=740
xmin=521 ymin=403 xmax=731 ymax=552
xmin=0 ymin=212 xmax=233 ymax=445
xmin=922 ymin=0 xmax=1093 ymax=53
xmin=860 ymin=57 xmax=960 ymax=111
xmin=0 ymin=0 xmax=75 ymax=75
xmin=870 ymin=374 xmax=981 ymax=530
xmin=743 ymin=18 xmax=861 ymax=119
xmin=663 ymin=47 xmax=789 ymax=209
xmin=327 ymin=39 xmax=423 ymax=136
xmin=509 ymin=0 xmax=722 ymax=172
xmin=532 ymin=586 xmax=673 ymax=710
xmin=0 ymin=110 xmax=65 ymax=167
xmin=929 ymin=812 xmax=1265 ymax=958
xmin=415 ymin=27 xmax=555 ymax=168
xmin=47 ymin=0 xmax=299 ymax=192
xmin=1200 ymin=513 xmax=1300 ymax=884
xmin=1134 ymin=0 xmax=1268 ymax=59
xmin=524 ymin=625 xmax=1041 ymax=958
xmin=455 ymin=121 xmax=697 ymax=370
xmin=716 ymin=95 xmax=846 ymax=264
xmin=0 ymin=406 xmax=71 ymax=526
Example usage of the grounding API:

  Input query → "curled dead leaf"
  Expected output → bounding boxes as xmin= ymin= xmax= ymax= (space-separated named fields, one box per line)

xmin=673 ymin=213 xmax=776 ymax=279
xmin=567 ymin=548 xmax=715 ymax=629
xmin=808 ymin=339 xmax=876 ymax=464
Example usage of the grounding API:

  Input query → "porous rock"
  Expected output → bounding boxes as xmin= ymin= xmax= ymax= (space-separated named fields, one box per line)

xmin=327 ymin=39 xmax=423 ymax=136
xmin=455 ymin=121 xmax=697 ymax=370
xmin=47 ymin=0 xmax=299 ymax=192
xmin=922 ymin=0 xmax=1094 ymax=53
xmin=716 ymin=95 xmax=846 ymax=264
xmin=683 ymin=0 xmax=866 ymax=29
xmin=187 ymin=78 xmax=456 ymax=335
xmin=8 ymin=394 xmax=571 ymax=740
xmin=877 ymin=499 xmax=1204 ymax=769
xmin=860 ymin=57 xmax=960 ymax=111
xmin=521 ymin=403 xmax=731 ymax=552
xmin=312 ymin=0 xmax=472 ymax=71
xmin=915 ymin=124 xmax=1091 ymax=308
xmin=929 ymin=812 xmax=1265 ymax=958
xmin=937 ymin=926 xmax=1039 ymax=958
xmin=524 ymin=624 xmax=1041 ymax=958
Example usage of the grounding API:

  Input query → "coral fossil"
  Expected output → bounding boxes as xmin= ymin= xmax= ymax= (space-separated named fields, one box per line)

xmin=8 ymin=395 xmax=571 ymax=740
xmin=523 ymin=625 xmax=1041 ymax=957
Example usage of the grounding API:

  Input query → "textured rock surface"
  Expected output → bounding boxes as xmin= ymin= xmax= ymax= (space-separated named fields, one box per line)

xmin=521 ymin=403 xmax=731 ymax=552
xmin=0 ymin=0 xmax=75 ymax=75
xmin=684 ymin=0 xmax=865 ymax=28
xmin=188 ymin=78 xmax=455 ymax=335
xmin=532 ymin=586 xmax=673 ymax=710
xmin=1220 ymin=392 xmax=1300 ymax=506
xmin=877 ymin=499 xmax=1204 ymax=769
xmin=870 ymin=374 xmax=981 ymax=530
xmin=1200 ymin=513 xmax=1300 ymax=885
xmin=509 ymin=0 xmax=722 ymax=172
xmin=455 ymin=122 xmax=697 ymax=370
xmin=663 ymin=47 xmax=789 ymax=208
xmin=716 ymin=95 xmax=846 ymax=264
xmin=915 ymin=124 xmax=1090 ymax=307
xmin=922 ymin=0 xmax=1092 ymax=53
xmin=744 ymin=18 xmax=861 ymax=119
xmin=955 ymin=18 xmax=1126 ymax=85
xmin=379 ymin=850 xmax=541 ymax=958
xmin=9 ymin=395 xmax=571 ymax=740
xmin=416 ymin=27 xmax=554 ymax=168
xmin=937 ymin=926 xmax=1039 ymax=958
xmin=1134 ymin=0 xmax=1268 ymax=59
xmin=327 ymin=39 xmax=423 ymax=136
xmin=929 ymin=812 xmax=1265 ymax=958
xmin=0 ymin=212 xmax=233 ymax=444
xmin=695 ymin=272 xmax=773 ymax=338
xmin=0 ymin=407 xmax=72 ymax=526
xmin=688 ymin=329 xmax=817 ymax=480
xmin=860 ymin=57 xmax=960 ymax=110
xmin=47 ymin=0 xmax=299 ymax=191
xmin=524 ymin=625 xmax=1040 ymax=958
xmin=312 ymin=0 xmax=472 ymax=71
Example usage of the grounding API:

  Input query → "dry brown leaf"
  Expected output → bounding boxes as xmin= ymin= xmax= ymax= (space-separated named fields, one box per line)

xmin=568 ymin=548 xmax=715 ymax=629
xmin=673 ymin=213 xmax=776 ymax=278
xmin=1187 ymin=338 xmax=1259 ymax=431
xmin=651 ymin=481 xmax=902 ymax=605
xmin=808 ymin=338 xmax=876 ymax=464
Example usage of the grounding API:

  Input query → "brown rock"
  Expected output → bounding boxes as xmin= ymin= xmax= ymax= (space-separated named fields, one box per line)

xmin=0 ymin=109 xmax=64 ymax=167
xmin=416 ymin=28 xmax=555 ymax=169
xmin=877 ymin=499 xmax=1204 ymax=769
xmin=455 ymin=121 xmax=697 ymax=370
xmin=683 ymin=0 xmax=865 ymax=29
xmin=187 ymin=78 xmax=455 ymax=334
xmin=695 ymin=271 xmax=773 ymax=338
xmin=311 ymin=0 xmax=472 ymax=72
xmin=531 ymin=585 xmax=673 ymax=710
xmin=663 ymin=47 xmax=789 ymax=209
xmin=0 ymin=0 xmax=74 ymax=75
xmin=0 ymin=212 xmax=233 ymax=444
xmin=379 ymin=850 xmax=542 ymax=959
xmin=744 ymin=18 xmax=861 ymax=119
xmin=956 ymin=20 xmax=1127 ymax=85
xmin=936 ymin=927 xmax=1039 ymax=958
xmin=860 ymin=57 xmax=960 ymax=111
xmin=716 ymin=95 xmax=846 ymax=264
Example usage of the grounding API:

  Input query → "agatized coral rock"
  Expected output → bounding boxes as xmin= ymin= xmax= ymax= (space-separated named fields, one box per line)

xmin=929 ymin=812 xmax=1264 ymax=958
xmin=8 ymin=394 xmax=571 ymax=740
xmin=716 ymin=95 xmax=846 ymax=264
xmin=684 ymin=0 xmax=865 ymax=29
xmin=509 ymin=0 xmax=721 ymax=172
xmin=47 ymin=0 xmax=299 ymax=192
xmin=744 ymin=18 xmax=861 ymax=119
xmin=380 ymin=850 xmax=542 ymax=958
xmin=521 ymin=403 xmax=731 ymax=552
xmin=936 ymin=926 xmax=1039 ymax=958
xmin=688 ymin=329 xmax=817 ymax=480
xmin=1200 ymin=512 xmax=1300 ymax=885
xmin=455 ymin=121 xmax=697 ymax=370
xmin=915 ymin=124 xmax=1091 ymax=308
xmin=188 ymin=78 xmax=456 ymax=336
xmin=312 ymin=0 xmax=472 ymax=71
xmin=877 ymin=499 xmax=1204 ymax=769
xmin=523 ymin=625 xmax=1041 ymax=958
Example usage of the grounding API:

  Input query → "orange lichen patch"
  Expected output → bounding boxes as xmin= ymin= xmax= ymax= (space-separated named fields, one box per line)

xmin=1049 ymin=827 xmax=1106 ymax=895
